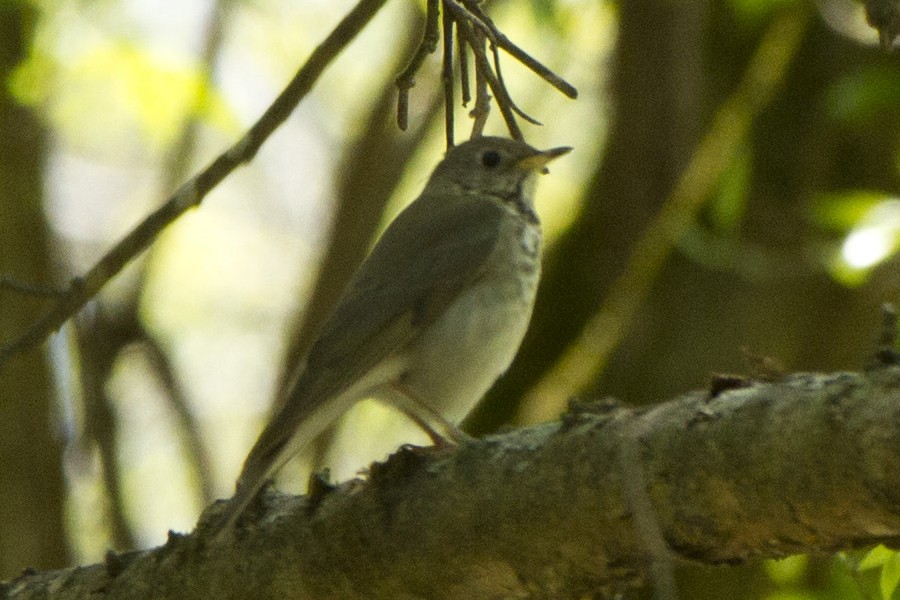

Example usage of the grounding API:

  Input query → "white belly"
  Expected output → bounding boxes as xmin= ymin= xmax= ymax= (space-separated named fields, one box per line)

xmin=402 ymin=220 xmax=541 ymax=423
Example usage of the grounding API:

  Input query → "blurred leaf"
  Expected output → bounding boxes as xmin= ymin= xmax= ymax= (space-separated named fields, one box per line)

xmin=808 ymin=190 xmax=889 ymax=232
xmin=6 ymin=49 xmax=55 ymax=106
xmin=766 ymin=555 xmax=809 ymax=586
xmin=859 ymin=545 xmax=897 ymax=571
xmin=761 ymin=590 xmax=817 ymax=600
xmin=710 ymin=140 xmax=751 ymax=234
xmin=825 ymin=66 xmax=900 ymax=128
xmin=9 ymin=40 xmax=237 ymax=152
xmin=528 ymin=0 xmax=559 ymax=22
xmin=881 ymin=552 xmax=900 ymax=600
xmin=826 ymin=198 xmax=900 ymax=285
xmin=728 ymin=0 xmax=798 ymax=26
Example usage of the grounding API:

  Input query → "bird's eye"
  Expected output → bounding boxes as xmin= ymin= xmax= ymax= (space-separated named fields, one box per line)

xmin=481 ymin=150 xmax=501 ymax=168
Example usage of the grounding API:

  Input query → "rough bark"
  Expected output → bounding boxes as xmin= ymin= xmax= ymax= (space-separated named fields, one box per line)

xmin=3 ymin=366 xmax=900 ymax=599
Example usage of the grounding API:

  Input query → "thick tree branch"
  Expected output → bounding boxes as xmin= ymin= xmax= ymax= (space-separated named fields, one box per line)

xmin=5 ymin=367 xmax=900 ymax=599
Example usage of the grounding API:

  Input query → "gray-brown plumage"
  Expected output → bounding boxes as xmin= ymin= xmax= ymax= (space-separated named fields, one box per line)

xmin=213 ymin=137 xmax=570 ymax=533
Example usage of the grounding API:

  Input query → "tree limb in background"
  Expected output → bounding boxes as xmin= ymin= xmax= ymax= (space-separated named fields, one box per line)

xmin=6 ymin=367 xmax=900 ymax=599
xmin=65 ymin=0 xmax=228 ymax=542
xmin=396 ymin=0 xmax=577 ymax=144
xmin=0 ymin=0 xmax=390 ymax=372
xmin=0 ymin=275 xmax=64 ymax=298
xmin=518 ymin=6 xmax=812 ymax=424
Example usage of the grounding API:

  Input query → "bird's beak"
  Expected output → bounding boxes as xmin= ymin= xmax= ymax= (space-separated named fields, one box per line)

xmin=517 ymin=146 xmax=573 ymax=174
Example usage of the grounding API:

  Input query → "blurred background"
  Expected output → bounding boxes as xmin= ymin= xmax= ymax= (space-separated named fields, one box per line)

xmin=1 ymin=0 xmax=899 ymax=597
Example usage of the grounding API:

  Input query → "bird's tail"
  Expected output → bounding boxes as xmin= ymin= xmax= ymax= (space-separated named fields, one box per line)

xmin=206 ymin=382 xmax=357 ymax=538
xmin=206 ymin=433 xmax=291 ymax=537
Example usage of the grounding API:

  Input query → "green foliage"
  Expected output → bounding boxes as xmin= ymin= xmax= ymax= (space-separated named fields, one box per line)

xmin=728 ymin=0 xmax=798 ymax=26
xmin=8 ymin=40 xmax=236 ymax=152
xmin=825 ymin=66 xmax=900 ymax=128
xmin=810 ymin=193 xmax=900 ymax=285
xmin=526 ymin=0 xmax=559 ymax=23
xmin=710 ymin=140 xmax=752 ymax=234
xmin=840 ymin=546 xmax=900 ymax=600
xmin=809 ymin=191 xmax=891 ymax=233
xmin=765 ymin=555 xmax=809 ymax=586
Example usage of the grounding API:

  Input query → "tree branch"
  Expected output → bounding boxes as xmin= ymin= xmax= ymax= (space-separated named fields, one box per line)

xmin=0 ymin=0 xmax=389 ymax=372
xmin=395 ymin=0 xmax=577 ymax=144
xmin=6 ymin=367 xmax=900 ymax=599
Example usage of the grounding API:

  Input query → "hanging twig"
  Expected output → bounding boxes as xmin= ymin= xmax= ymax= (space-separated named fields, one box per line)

xmin=441 ymin=5 xmax=456 ymax=147
xmin=393 ymin=0 xmax=577 ymax=143
xmin=457 ymin=25 xmax=471 ymax=107
xmin=458 ymin=0 xmax=578 ymax=99
xmin=395 ymin=0 xmax=440 ymax=131
xmin=448 ymin=0 xmax=522 ymax=140
xmin=490 ymin=42 xmax=541 ymax=125
xmin=469 ymin=31 xmax=491 ymax=138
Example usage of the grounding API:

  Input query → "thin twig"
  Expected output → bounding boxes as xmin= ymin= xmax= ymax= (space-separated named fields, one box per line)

xmin=453 ymin=0 xmax=494 ymax=39
xmin=517 ymin=7 xmax=811 ymax=423
xmin=395 ymin=0 xmax=440 ymax=131
xmin=154 ymin=0 xmax=232 ymax=505
xmin=0 ymin=0 xmax=390 ymax=372
xmin=490 ymin=42 xmax=542 ymax=125
xmin=469 ymin=31 xmax=491 ymax=138
xmin=0 ymin=275 xmax=66 ymax=298
xmin=872 ymin=303 xmax=900 ymax=367
xmin=142 ymin=331 xmax=217 ymax=502
xmin=393 ymin=0 xmax=575 ymax=140
xmin=619 ymin=424 xmax=678 ymax=600
xmin=457 ymin=24 xmax=471 ymax=106
xmin=448 ymin=0 xmax=522 ymax=139
xmin=441 ymin=5 xmax=456 ymax=147
xmin=458 ymin=0 xmax=577 ymax=99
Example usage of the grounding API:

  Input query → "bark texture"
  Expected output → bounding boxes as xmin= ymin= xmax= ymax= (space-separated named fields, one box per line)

xmin=3 ymin=366 xmax=900 ymax=599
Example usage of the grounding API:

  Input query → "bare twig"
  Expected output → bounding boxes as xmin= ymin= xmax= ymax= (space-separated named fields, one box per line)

xmin=142 ymin=332 xmax=216 ymax=502
xmin=395 ymin=0 xmax=440 ymax=131
xmin=872 ymin=303 xmax=900 ymax=367
xmin=441 ymin=5 xmax=455 ymax=147
xmin=0 ymin=0 xmax=390 ymax=372
xmin=469 ymin=31 xmax=490 ymax=138
xmin=448 ymin=0 xmax=522 ymax=139
xmin=0 ymin=275 xmax=66 ymax=298
xmin=458 ymin=0 xmax=578 ymax=99
xmin=393 ymin=0 xmax=577 ymax=143
xmin=490 ymin=42 xmax=542 ymax=126
xmin=457 ymin=25 xmax=471 ymax=106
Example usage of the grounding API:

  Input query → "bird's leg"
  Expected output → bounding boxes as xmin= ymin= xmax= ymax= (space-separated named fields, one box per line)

xmin=388 ymin=382 xmax=475 ymax=447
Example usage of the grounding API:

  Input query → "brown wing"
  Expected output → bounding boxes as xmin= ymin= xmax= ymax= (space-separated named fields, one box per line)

xmin=212 ymin=193 xmax=507 ymax=533
xmin=303 ymin=192 xmax=506 ymax=400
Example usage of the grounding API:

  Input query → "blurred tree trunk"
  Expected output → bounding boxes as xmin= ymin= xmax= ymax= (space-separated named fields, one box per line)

xmin=0 ymin=1 xmax=68 ymax=577
xmin=472 ymin=0 xmax=708 ymax=428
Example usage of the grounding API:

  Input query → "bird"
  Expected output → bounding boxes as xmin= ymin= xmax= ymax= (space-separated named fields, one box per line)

xmin=213 ymin=136 xmax=571 ymax=532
